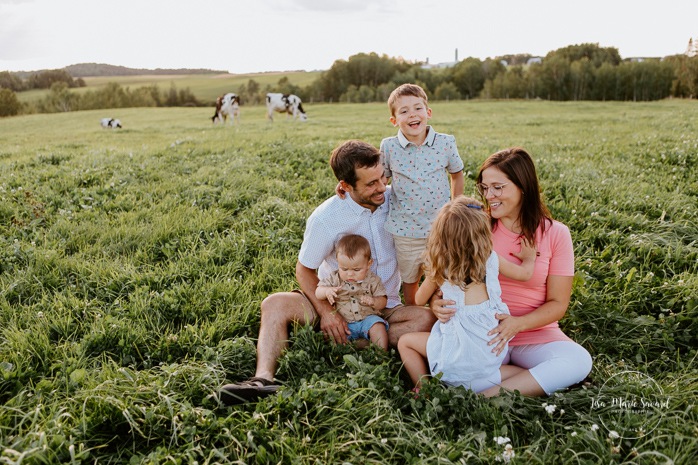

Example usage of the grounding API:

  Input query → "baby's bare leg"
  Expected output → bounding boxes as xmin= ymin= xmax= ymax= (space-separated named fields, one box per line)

xmin=368 ymin=322 xmax=388 ymax=350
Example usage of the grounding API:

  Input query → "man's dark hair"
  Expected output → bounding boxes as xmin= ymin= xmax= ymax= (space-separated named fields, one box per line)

xmin=329 ymin=140 xmax=381 ymax=188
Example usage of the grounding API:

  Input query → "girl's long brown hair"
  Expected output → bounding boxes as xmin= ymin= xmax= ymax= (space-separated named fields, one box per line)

xmin=423 ymin=196 xmax=492 ymax=290
xmin=476 ymin=147 xmax=552 ymax=243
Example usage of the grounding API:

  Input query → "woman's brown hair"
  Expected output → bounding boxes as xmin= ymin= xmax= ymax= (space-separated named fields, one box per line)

xmin=476 ymin=147 xmax=552 ymax=243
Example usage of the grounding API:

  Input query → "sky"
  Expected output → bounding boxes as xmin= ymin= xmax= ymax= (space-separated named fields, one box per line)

xmin=1 ymin=0 xmax=697 ymax=74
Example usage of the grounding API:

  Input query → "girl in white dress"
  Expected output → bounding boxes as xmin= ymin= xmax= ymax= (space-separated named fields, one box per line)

xmin=398 ymin=196 xmax=536 ymax=393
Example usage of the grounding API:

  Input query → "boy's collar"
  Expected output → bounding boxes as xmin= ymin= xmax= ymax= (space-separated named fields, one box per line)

xmin=397 ymin=126 xmax=435 ymax=148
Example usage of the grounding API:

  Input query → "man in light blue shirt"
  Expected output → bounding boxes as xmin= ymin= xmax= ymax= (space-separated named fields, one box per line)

xmin=219 ymin=140 xmax=436 ymax=405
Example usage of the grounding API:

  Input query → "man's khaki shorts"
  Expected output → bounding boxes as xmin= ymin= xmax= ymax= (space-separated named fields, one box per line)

xmin=392 ymin=235 xmax=427 ymax=283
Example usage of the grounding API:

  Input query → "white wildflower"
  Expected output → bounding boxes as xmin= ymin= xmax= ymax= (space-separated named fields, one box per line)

xmin=501 ymin=444 xmax=515 ymax=463
xmin=571 ymin=431 xmax=577 ymax=437
xmin=494 ymin=436 xmax=511 ymax=445
xmin=591 ymin=424 xmax=600 ymax=431
xmin=381 ymin=438 xmax=388 ymax=445
xmin=543 ymin=403 xmax=557 ymax=414
xmin=608 ymin=430 xmax=620 ymax=440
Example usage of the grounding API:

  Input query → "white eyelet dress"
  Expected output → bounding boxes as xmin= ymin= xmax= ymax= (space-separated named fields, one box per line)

xmin=426 ymin=251 xmax=510 ymax=392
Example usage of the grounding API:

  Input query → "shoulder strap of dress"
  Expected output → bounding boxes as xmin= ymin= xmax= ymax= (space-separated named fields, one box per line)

xmin=484 ymin=251 xmax=502 ymax=297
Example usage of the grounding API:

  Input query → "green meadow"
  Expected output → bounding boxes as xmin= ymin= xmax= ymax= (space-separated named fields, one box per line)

xmin=0 ymin=100 xmax=696 ymax=464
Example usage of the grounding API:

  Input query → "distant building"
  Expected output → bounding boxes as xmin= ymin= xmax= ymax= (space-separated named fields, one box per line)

xmin=625 ymin=57 xmax=662 ymax=63
xmin=526 ymin=57 xmax=543 ymax=65
xmin=421 ymin=48 xmax=460 ymax=69
xmin=686 ymin=37 xmax=698 ymax=57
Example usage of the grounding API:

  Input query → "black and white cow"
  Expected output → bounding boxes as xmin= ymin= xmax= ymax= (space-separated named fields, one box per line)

xmin=100 ymin=118 xmax=122 ymax=129
xmin=212 ymin=93 xmax=241 ymax=125
xmin=266 ymin=93 xmax=307 ymax=122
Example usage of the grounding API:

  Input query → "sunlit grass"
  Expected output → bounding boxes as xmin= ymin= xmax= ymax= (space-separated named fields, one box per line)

xmin=0 ymin=100 xmax=696 ymax=463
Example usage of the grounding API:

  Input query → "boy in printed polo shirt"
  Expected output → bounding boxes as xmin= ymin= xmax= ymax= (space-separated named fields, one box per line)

xmin=380 ymin=83 xmax=465 ymax=305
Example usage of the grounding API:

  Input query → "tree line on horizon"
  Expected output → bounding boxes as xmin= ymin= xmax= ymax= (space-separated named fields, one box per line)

xmin=232 ymin=43 xmax=697 ymax=105
xmin=1 ymin=43 xmax=697 ymax=116
xmin=298 ymin=43 xmax=697 ymax=103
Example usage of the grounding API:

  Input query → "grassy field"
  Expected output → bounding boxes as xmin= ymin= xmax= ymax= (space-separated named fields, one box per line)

xmin=0 ymin=100 xmax=696 ymax=464
xmin=16 ymin=71 xmax=323 ymax=104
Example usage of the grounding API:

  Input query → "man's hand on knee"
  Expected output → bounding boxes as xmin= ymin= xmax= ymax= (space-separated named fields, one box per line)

xmin=319 ymin=312 xmax=351 ymax=344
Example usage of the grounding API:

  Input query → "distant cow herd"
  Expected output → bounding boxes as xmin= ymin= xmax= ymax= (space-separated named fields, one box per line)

xmin=211 ymin=92 xmax=308 ymax=125
xmin=100 ymin=92 xmax=307 ymax=129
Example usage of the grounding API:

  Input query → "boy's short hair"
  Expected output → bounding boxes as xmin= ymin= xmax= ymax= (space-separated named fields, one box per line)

xmin=387 ymin=83 xmax=428 ymax=116
xmin=329 ymin=140 xmax=381 ymax=188
xmin=336 ymin=234 xmax=371 ymax=261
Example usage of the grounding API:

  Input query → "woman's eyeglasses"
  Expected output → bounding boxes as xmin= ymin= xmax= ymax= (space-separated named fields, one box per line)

xmin=476 ymin=183 xmax=509 ymax=197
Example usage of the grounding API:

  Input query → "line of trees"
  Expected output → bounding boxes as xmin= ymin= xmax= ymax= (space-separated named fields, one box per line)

xmin=0 ymin=69 xmax=86 ymax=92
xmin=305 ymin=45 xmax=697 ymax=103
xmin=230 ymin=44 xmax=698 ymax=105
xmin=32 ymin=82 xmax=202 ymax=113
xmin=2 ymin=43 xmax=698 ymax=117
xmin=0 ymin=81 xmax=202 ymax=116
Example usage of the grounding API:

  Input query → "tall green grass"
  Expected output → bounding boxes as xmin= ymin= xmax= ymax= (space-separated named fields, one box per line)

xmin=0 ymin=101 xmax=696 ymax=464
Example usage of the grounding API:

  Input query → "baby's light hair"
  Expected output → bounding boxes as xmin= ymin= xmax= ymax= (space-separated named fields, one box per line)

xmin=423 ymin=196 xmax=492 ymax=289
xmin=387 ymin=83 xmax=428 ymax=117
xmin=336 ymin=234 xmax=372 ymax=261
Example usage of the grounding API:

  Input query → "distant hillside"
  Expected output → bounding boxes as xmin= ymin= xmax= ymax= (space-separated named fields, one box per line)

xmin=63 ymin=63 xmax=228 ymax=77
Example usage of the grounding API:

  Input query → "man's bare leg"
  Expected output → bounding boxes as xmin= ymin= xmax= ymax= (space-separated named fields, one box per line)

xmin=385 ymin=305 xmax=435 ymax=348
xmin=219 ymin=291 xmax=317 ymax=404
xmin=255 ymin=291 xmax=318 ymax=381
